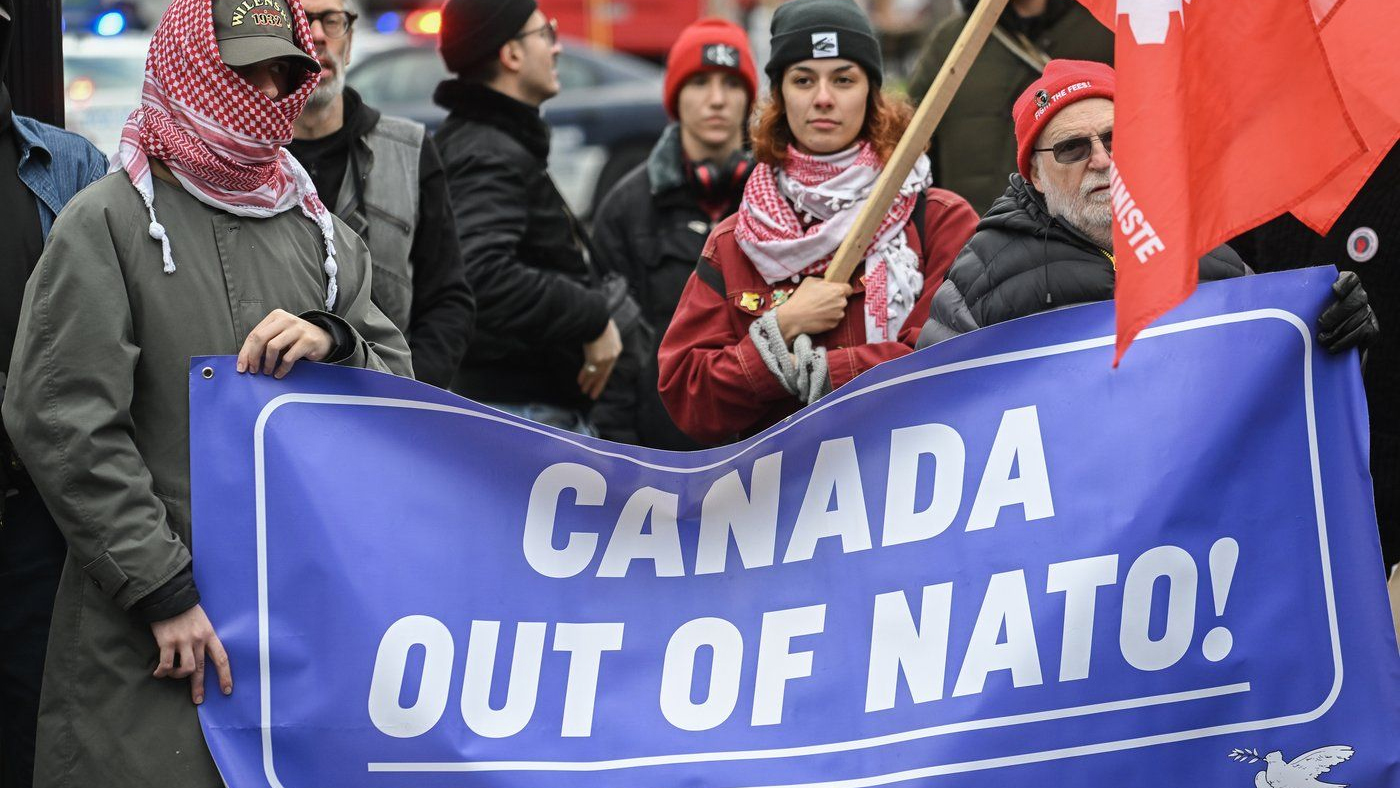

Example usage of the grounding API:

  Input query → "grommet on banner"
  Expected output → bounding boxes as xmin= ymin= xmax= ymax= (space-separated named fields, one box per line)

xmin=202 ymin=367 xmax=215 ymax=379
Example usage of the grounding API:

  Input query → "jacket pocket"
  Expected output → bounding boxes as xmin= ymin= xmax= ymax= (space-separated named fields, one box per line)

xmin=367 ymin=202 xmax=413 ymax=237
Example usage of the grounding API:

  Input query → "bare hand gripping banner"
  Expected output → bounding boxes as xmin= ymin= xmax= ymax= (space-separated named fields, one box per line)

xmin=190 ymin=268 xmax=1400 ymax=788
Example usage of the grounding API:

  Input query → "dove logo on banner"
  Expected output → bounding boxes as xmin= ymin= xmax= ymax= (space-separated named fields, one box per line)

xmin=190 ymin=269 xmax=1400 ymax=788
xmin=1228 ymin=745 xmax=1355 ymax=788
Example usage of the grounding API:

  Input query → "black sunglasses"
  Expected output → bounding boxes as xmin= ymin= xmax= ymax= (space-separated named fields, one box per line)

xmin=1033 ymin=130 xmax=1113 ymax=164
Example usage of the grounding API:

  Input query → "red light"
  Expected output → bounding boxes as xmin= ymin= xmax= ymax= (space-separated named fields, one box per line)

xmin=405 ymin=9 xmax=442 ymax=36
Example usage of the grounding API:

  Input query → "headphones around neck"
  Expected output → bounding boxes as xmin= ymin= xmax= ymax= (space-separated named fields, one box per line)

xmin=688 ymin=150 xmax=754 ymax=201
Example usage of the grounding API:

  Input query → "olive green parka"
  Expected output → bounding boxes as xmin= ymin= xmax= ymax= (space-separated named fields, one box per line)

xmin=2 ymin=172 xmax=412 ymax=788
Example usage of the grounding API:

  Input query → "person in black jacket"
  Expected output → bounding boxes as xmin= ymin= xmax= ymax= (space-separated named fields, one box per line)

xmin=289 ymin=0 xmax=473 ymax=389
xmin=1232 ymin=147 xmax=1400 ymax=569
xmin=432 ymin=0 xmax=621 ymax=433
xmin=590 ymin=18 xmax=757 ymax=449
xmin=918 ymin=60 xmax=1377 ymax=358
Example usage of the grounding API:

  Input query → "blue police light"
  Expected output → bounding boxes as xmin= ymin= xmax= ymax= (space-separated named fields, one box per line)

xmin=374 ymin=12 xmax=402 ymax=34
xmin=94 ymin=10 xmax=127 ymax=37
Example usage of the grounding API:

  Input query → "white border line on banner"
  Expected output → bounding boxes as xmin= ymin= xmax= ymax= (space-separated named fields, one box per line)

xmin=250 ymin=309 xmax=1342 ymax=787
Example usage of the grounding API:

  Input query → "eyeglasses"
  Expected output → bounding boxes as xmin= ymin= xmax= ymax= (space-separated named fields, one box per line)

xmin=305 ymin=10 xmax=357 ymax=39
xmin=513 ymin=18 xmax=559 ymax=46
xmin=1033 ymin=130 xmax=1113 ymax=164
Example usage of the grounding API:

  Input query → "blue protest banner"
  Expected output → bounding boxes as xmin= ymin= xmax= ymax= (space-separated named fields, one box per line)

xmin=191 ymin=267 xmax=1400 ymax=788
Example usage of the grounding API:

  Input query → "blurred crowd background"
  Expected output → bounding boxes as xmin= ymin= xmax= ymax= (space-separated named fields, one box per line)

xmin=56 ymin=0 xmax=963 ymax=217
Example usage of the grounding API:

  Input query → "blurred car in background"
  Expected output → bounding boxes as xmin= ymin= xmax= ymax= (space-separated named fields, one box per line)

xmin=59 ymin=23 xmax=671 ymax=218
xmin=348 ymin=35 xmax=669 ymax=217
xmin=63 ymin=34 xmax=149 ymax=156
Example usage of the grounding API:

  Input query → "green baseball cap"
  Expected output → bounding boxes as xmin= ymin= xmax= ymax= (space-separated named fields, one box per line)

xmin=213 ymin=0 xmax=320 ymax=73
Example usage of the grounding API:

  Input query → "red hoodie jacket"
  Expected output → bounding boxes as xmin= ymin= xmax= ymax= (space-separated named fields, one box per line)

xmin=657 ymin=187 xmax=978 ymax=446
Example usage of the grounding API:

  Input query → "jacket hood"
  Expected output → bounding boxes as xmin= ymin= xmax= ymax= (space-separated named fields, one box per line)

xmin=340 ymin=86 xmax=380 ymax=141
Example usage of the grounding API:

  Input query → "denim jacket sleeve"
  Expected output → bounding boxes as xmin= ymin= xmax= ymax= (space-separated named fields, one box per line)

xmin=11 ymin=113 xmax=109 ymax=238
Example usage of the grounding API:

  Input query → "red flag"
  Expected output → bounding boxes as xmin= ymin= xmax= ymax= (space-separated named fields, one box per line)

xmin=1077 ymin=0 xmax=1364 ymax=363
xmin=1290 ymin=0 xmax=1400 ymax=233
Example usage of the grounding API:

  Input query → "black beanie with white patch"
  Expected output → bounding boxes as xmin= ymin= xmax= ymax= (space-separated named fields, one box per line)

xmin=765 ymin=0 xmax=883 ymax=88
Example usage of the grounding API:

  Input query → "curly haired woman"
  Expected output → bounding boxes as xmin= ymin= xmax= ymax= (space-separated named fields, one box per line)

xmin=658 ymin=0 xmax=978 ymax=446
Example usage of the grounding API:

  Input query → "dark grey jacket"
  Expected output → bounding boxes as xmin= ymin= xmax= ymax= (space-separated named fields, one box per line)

xmin=918 ymin=175 xmax=1250 ymax=347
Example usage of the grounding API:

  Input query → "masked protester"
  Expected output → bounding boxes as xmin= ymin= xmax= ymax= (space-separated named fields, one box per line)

xmin=657 ymin=0 xmax=979 ymax=446
xmin=0 ymin=2 xmax=108 ymax=785
xmin=288 ymin=0 xmax=474 ymax=389
xmin=917 ymin=60 xmax=1378 ymax=362
xmin=1 ymin=1 xmax=410 ymax=785
xmin=590 ymin=18 xmax=758 ymax=449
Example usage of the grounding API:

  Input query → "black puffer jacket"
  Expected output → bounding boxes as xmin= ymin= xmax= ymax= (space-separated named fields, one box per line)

xmin=433 ymin=80 xmax=610 ymax=409
xmin=589 ymin=125 xmax=749 ymax=449
xmin=918 ymin=175 xmax=1250 ymax=347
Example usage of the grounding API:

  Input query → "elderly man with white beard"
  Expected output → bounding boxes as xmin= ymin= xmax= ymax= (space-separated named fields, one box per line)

xmin=288 ymin=0 xmax=475 ymax=388
xmin=916 ymin=60 xmax=1378 ymax=355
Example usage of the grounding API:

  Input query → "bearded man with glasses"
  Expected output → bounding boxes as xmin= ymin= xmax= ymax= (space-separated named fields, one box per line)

xmin=918 ymin=59 xmax=1378 ymax=357
xmin=289 ymin=0 xmax=474 ymax=389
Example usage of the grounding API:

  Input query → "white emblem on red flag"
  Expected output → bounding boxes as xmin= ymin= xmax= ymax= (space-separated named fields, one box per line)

xmin=1117 ymin=0 xmax=1191 ymax=45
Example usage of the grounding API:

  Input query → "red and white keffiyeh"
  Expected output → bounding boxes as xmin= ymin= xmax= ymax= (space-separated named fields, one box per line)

xmin=735 ymin=142 xmax=931 ymax=342
xmin=113 ymin=0 xmax=341 ymax=308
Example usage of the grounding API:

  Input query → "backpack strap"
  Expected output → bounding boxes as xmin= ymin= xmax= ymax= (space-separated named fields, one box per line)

xmin=903 ymin=189 xmax=931 ymax=260
xmin=696 ymin=256 xmax=726 ymax=298
xmin=914 ymin=190 xmax=928 ymax=251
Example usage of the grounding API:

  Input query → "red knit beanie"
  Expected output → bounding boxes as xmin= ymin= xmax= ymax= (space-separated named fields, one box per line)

xmin=1013 ymin=59 xmax=1116 ymax=180
xmin=663 ymin=18 xmax=757 ymax=120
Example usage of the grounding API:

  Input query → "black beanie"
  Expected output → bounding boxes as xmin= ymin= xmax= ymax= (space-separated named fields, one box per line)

xmin=439 ymin=0 xmax=539 ymax=74
xmin=766 ymin=0 xmax=882 ymax=88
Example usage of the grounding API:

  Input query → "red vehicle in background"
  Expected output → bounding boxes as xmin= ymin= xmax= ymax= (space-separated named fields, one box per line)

xmin=367 ymin=0 xmax=723 ymax=61
xmin=544 ymin=0 xmax=705 ymax=60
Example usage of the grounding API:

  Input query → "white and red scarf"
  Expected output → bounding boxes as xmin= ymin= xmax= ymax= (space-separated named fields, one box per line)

xmin=735 ymin=142 xmax=931 ymax=342
xmin=113 ymin=0 xmax=341 ymax=308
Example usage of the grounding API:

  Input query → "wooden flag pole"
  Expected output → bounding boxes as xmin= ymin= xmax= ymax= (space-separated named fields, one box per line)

xmin=824 ymin=0 xmax=1011 ymax=284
